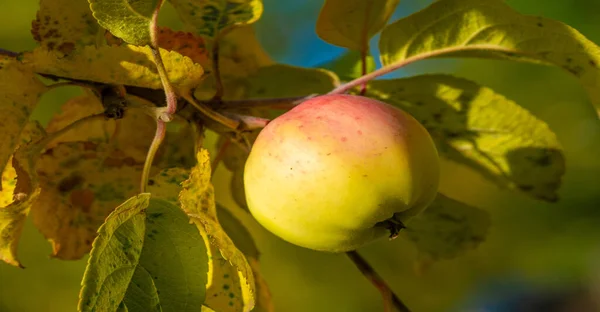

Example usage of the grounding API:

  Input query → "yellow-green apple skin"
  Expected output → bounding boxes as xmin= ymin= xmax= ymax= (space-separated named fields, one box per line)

xmin=243 ymin=94 xmax=440 ymax=252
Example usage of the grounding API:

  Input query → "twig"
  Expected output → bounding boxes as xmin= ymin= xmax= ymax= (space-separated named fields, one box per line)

xmin=216 ymin=94 xmax=318 ymax=110
xmin=182 ymin=93 xmax=240 ymax=130
xmin=346 ymin=251 xmax=411 ymax=312
xmin=211 ymin=38 xmax=224 ymax=103
xmin=211 ymin=137 xmax=231 ymax=178
xmin=33 ymin=114 xmax=105 ymax=152
xmin=328 ymin=44 xmax=519 ymax=95
xmin=140 ymin=119 xmax=166 ymax=193
xmin=0 ymin=48 xmax=18 ymax=57
xmin=223 ymin=113 xmax=270 ymax=130
xmin=46 ymin=81 xmax=99 ymax=92
xmin=359 ymin=47 xmax=368 ymax=96
xmin=149 ymin=0 xmax=177 ymax=119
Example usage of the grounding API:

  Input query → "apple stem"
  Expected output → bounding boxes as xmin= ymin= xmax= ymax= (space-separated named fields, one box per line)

xmin=346 ymin=251 xmax=412 ymax=312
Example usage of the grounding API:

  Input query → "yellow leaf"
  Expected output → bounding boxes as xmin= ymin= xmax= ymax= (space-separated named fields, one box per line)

xmin=202 ymin=232 xmax=247 ymax=312
xmin=21 ymin=45 xmax=204 ymax=94
xmin=45 ymin=94 xmax=110 ymax=146
xmin=217 ymin=205 xmax=274 ymax=311
xmin=0 ymin=56 xmax=47 ymax=175
xmin=180 ymin=150 xmax=256 ymax=311
xmin=31 ymin=0 xmax=101 ymax=55
xmin=157 ymin=27 xmax=210 ymax=65
xmin=0 ymin=121 xmax=47 ymax=267
xmin=31 ymin=142 xmax=143 ymax=260
xmin=316 ymin=0 xmax=400 ymax=50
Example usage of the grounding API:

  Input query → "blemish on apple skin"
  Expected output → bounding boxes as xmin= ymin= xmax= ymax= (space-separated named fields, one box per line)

xmin=357 ymin=130 xmax=363 ymax=135
xmin=307 ymin=136 xmax=312 ymax=140
xmin=341 ymin=137 xmax=347 ymax=142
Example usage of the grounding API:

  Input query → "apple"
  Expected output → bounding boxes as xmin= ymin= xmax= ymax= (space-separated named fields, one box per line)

xmin=243 ymin=94 xmax=440 ymax=252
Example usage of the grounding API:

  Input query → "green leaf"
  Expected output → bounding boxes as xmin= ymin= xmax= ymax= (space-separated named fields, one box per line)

xmin=215 ymin=204 xmax=274 ymax=312
xmin=32 ymin=0 xmax=101 ymax=55
xmin=367 ymin=74 xmax=564 ymax=202
xmin=179 ymin=150 xmax=256 ymax=311
xmin=89 ymin=0 xmax=158 ymax=45
xmin=319 ymin=50 xmax=377 ymax=81
xmin=0 ymin=57 xmax=47 ymax=174
xmin=79 ymin=194 xmax=209 ymax=312
xmin=242 ymin=64 xmax=340 ymax=98
xmin=316 ymin=0 xmax=400 ymax=50
xmin=230 ymin=169 xmax=248 ymax=212
xmin=216 ymin=204 xmax=258 ymax=259
xmin=21 ymin=45 xmax=204 ymax=94
xmin=379 ymin=0 xmax=600 ymax=115
xmin=78 ymin=194 xmax=149 ymax=311
xmin=192 ymin=26 xmax=273 ymax=101
xmin=122 ymin=198 xmax=208 ymax=312
xmin=405 ymin=193 xmax=491 ymax=261
xmin=169 ymin=0 xmax=263 ymax=39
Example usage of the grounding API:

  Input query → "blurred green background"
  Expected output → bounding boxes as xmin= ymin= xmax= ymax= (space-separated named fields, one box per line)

xmin=1 ymin=0 xmax=600 ymax=311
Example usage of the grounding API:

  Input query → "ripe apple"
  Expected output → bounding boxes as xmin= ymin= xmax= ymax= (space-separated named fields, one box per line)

xmin=243 ymin=94 xmax=440 ymax=252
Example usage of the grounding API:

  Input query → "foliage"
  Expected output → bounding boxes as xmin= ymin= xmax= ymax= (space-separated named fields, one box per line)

xmin=1 ymin=0 xmax=599 ymax=311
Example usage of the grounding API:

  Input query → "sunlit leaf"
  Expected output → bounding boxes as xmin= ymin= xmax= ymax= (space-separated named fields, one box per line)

xmin=32 ymin=142 xmax=143 ymax=259
xmin=379 ymin=0 xmax=600 ymax=115
xmin=78 ymin=194 xmax=148 ymax=311
xmin=21 ymin=45 xmax=204 ymax=94
xmin=79 ymin=194 xmax=209 ymax=311
xmin=0 ymin=56 xmax=47 ymax=174
xmin=122 ymin=199 xmax=208 ymax=311
xmin=316 ymin=0 xmax=399 ymax=50
xmin=32 ymin=0 xmax=100 ymax=55
xmin=319 ymin=50 xmax=377 ymax=81
xmin=367 ymin=74 xmax=564 ymax=202
xmin=89 ymin=0 xmax=157 ymax=45
xmin=0 ymin=122 xmax=46 ymax=267
xmin=405 ymin=193 xmax=491 ymax=261
xmin=169 ymin=0 xmax=263 ymax=39
xmin=179 ymin=150 xmax=256 ymax=311
xmin=202 ymin=233 xmax=247 ymax=312
xmin=216 ymin=204 xmax=274 ymax=311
